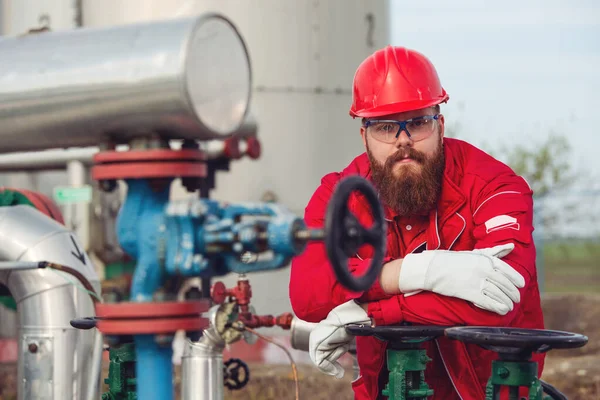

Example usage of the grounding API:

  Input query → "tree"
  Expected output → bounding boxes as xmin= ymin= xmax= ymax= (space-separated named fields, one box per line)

xmin=442 ymin=102 xmax=596 ymax=239
xmin=492 ymin=133 xmax=575 ymax=198
xmin=489 ymin=133 xmax=600 ymax=242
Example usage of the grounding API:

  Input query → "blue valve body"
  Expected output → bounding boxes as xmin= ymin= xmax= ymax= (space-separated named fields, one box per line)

xmin=117 ymin=180 xmax=307 ymax=285
xmin=163 ymin=198 xmax=307 ymax=276
xmin=115 ymin=178 xmax=309 ymax=400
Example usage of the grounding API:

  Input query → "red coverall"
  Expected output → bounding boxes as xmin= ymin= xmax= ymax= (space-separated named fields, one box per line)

xmin=289 ymin=138 xmax=545 ymax=399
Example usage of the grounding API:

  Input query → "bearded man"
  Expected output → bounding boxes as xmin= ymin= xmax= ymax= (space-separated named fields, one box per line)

xmin=288 ymin=46 xmax=544 ymax=400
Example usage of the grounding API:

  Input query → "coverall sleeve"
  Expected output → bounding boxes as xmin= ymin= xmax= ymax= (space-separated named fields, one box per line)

xmin=289 ymin=176 xmax=391 ymax=323
xmin=366 ymin=174 xmax=538 ymax=327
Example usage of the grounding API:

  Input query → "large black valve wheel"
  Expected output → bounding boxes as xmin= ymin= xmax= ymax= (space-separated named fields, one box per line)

xmin=325 ymin=176 xmax=387 ymax=292
xmin=445 ymin=327 xmax=588 ymax=358
xmin=346 ymin=324 xmax=449 ymax=344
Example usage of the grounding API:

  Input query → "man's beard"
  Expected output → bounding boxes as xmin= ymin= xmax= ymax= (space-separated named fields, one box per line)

xmin=367 ymin=138 xmax=445 ymax=216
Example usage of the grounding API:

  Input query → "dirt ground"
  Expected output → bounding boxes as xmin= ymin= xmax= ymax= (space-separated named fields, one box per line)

xmin=0 ymin=293 xmax=597 ymax=400
xmin=538 ymin=293 xmax=600 ymax=400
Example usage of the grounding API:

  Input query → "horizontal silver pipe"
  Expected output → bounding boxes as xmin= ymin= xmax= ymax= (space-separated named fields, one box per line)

xmin=0 ymin=114 xmax=256 ymax=172
xmin=0 ymin=148 xmax=97 ymax=172
xmin=0 ymin=13 xmax=252 ymax=154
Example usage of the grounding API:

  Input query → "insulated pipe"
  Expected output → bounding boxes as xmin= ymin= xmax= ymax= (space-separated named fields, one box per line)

xmin=181 ymin=326 xmax=226 ymax=400
xmin=85 ymin=330 xmax=104 ymax=400
xmin=0 ymin=205 xmax=100 ymax=400
xmin=0 ymin=13 xmax=252 ymax=154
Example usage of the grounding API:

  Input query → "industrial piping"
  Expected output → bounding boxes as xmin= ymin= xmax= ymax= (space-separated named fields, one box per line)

xmin=0 ymin=205 xmax=101 ymax=400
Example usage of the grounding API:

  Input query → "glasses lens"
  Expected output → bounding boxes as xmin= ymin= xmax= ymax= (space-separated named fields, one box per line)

xmin=406 ymin=118 xmax=436 ymax=140
xmin=368 ymin=122 xmax=398 ymax=143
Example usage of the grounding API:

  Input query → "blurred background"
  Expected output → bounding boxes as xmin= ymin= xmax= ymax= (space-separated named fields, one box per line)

xmin=0 ymin=0 xmax=597 ymax=399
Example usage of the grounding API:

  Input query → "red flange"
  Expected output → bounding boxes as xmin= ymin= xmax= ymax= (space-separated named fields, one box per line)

xmin=96 ymin=317 xmax=209 ymax=335
xmin=95 ymin=299 xmax=211 ymax=318
xmin=91 ymin=149 xmax=207 ymax=181
xmin=94 ymin=149 xmax=205 ymax=163
xmin=94 ymin=300 xmax=211 ymax=335
xmin=92 ymin=162 xmax=207 ymax=180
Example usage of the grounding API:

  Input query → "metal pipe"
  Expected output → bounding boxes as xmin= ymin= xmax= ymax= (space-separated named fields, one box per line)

xmin=0 ymin=13 xmax=252 ymax=154
xmin=85 ymin=331 xmax=104 ymax=400
xmin=289 ymin=317 xmax=317 ymax=353
xmin=181 ymin=326 xmax=226 ymax=400
xmin=64 ymin=160 xmax=90 ymax=250
xmin=0 ymin=205 xmax=100 ymax=400
xmin=135 ymin=335 xmax=174 ymax=400
xmin=0 ymin=148 xmax=97 ymax=172
xmin=117 ymin=179 xmax=173 ymax=400
xmin=0 ymin=261 xmax=41 ymax=270
xmin=0 ymin=115 xmax=257 ymax=173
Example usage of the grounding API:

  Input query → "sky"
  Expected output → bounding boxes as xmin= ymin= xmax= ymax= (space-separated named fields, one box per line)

xmin=389 ymin=0 xmax=600 ymax=185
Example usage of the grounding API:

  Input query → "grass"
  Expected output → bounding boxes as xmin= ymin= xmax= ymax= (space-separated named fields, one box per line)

xmin=540 ymin=239 xmax=600 ymax=293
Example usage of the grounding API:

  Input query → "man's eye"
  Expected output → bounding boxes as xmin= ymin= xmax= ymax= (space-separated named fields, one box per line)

xmin=378 ymin=124 xmax=395 ymax=132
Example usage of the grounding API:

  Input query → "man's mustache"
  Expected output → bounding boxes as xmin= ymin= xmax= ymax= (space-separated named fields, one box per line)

xmin=385 ymin=147 xmax=427 ymax=168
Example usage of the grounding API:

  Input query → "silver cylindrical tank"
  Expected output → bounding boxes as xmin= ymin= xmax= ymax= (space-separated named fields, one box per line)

xmin=0 ymin=13 xmax=252 ymax=154
xmin=181 ymin=327 xmax=225 ymax=400
xmin=0 ymin=205 xmax=101 ymax=400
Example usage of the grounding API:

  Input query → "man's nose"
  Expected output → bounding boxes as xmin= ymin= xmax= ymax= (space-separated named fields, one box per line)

xmin=394 ymin=129 xmax=413 ymax=148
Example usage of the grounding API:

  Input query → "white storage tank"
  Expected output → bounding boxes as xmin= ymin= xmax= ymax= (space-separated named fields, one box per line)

xmin=0 ymin=0 xmax=80 ymax=35
xmin=80 ymin=0 xmax=391 ymax=331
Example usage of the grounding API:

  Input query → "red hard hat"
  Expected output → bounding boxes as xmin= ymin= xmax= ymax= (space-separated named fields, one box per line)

xmin=349 ymin=46 xmax=449 ymax=118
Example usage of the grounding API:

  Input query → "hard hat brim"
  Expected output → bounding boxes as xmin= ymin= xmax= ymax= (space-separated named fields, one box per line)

xmin=350 ymin=96 xmax=449 ymax=118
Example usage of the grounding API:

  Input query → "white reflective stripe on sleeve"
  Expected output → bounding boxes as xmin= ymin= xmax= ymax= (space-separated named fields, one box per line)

xmin=473 ymin=191 xmax=521 ymax=217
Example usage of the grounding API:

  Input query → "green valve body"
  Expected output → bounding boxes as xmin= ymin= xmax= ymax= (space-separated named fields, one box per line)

xmin=382 ymin=348 xmax=434 ymax=400
xmin=102 ymin=342 xmax=137 ymax=400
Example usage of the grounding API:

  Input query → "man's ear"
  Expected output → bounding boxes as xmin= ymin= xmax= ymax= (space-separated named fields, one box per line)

xmin=438 ymin=114 xmax=445 ymax=138
xmin=360 ymin=126 xmax=367 ymax=148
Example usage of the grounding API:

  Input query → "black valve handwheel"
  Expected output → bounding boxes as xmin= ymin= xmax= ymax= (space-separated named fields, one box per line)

xmin=223 ymin=358 xmax=250 ymax=390
xmin=325 ymin=176 xmax=386 ymax=292
xmin=445 ymin=326 xmax=588 ymax=357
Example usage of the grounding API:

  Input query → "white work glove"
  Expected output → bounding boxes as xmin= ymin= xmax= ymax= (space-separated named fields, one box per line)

xmin=398 ymin=243 xmax=525 ymax=315
xmin=309 ymin=300 xmax=371 ymax=379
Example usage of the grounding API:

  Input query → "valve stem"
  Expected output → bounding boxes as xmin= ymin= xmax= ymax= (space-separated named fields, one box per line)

xmin=295 ymin=229 xmax=325 ymax=241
